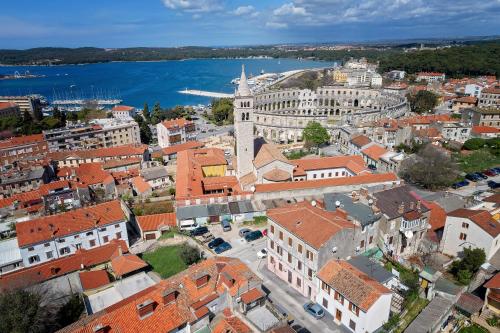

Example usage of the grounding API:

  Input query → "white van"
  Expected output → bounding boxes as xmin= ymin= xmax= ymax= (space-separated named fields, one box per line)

xmin=179 ymin=219 xmax=198 ymax=231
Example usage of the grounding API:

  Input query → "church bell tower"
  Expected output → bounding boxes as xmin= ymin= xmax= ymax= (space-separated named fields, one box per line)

xmin=234 ymin=65 xmax=254 ymax=179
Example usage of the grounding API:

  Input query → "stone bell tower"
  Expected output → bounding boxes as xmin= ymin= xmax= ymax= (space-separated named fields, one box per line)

xmin=234 ymin=65 xmax=254 ymax=179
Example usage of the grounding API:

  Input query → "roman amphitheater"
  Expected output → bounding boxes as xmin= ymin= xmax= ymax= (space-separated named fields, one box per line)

xmin=253 ymin=86 xmax=408 ymax=143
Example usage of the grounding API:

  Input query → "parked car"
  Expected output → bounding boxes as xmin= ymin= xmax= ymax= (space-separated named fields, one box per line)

xmin=262 ymin=228 xmax=268 ymax=236
xmin=484 ymin=169 xmax=497 ymax=177
xmin=465 ymin=173 xmax=481 ymax=182
xmin=190 ymin=226 xmax=209 ymax=237
xmin=489 ymin=168 xmax=500 ymax=175
xmin=291 ymin=324 xmax=312 ymax=333
xmin=200 ymin=233 xmax=214 ymax=243
xmin=303 ymin=302 xmax=325 ymax=319
xmin=475 ymin=172 xmax=488 ymax=179
xmin=488 ymin=180 xmax=500 ymax=189
xmin=214 ymin=242 xmax=232 ymax=254
xmin=208 ymin=237 xmax=225 ymax=249
xmin=257 ymin=249 xmax=268 ymax=259
xmin=245 ymin=230 xmax=263 ymax=242
xmin=239 ymin=228 xmax=251 ymax=237
xmin=493 ymin=167 xmax=500 ymax=174
xmin=451 ymin=180 xmax=470 ymax=189
xmin=221 ymin=220 xmax=232 ymax=232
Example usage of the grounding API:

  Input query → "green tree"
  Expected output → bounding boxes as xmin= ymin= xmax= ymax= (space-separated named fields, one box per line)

xmin=463 ymin=138 xmax=486 ymax=151
xmin=0 ymin=289 xmax=56 ymax=333
xmin=407 ymin=90 xmax=439 ymax=114
xmin=150 ymin=102 xmax=162 ymax=125
xmin=211 ymin=98 xmax=234 ymax=125
xmin=303 ymin=121 xmax=330 ymax=149
xmin=139 ymin=122 xmax=153 ymax=144
xmin=179 ymin=243 xmax=201 ymax=265
xmin=450 ymin=248 xmax=486 ymax=285
xmin=56 ymin=294 xmax=84 ymax=329
xmin=143 ymin=103 xmax=150 ymax=123
xmin=399 ymin=144 xmax=459 ymax=189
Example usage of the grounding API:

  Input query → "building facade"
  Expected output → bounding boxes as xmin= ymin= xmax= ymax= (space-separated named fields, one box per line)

xmin=479 ymin=86 xmax=500 ymax=109
xmin=156 ymin=118 xmax=196 ymax=148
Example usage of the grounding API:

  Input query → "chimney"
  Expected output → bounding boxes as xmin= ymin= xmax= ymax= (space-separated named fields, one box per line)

xmin=417 ymin=200 xmax=421 ymax=212
xmin=409 ymin=202 xmax=414 ymax=210
xmin=398 ymin=202 xmax=405 ymax=214
xmin=136 ymin=299 xmax=155 ymax=319
xmin=92 ymin=324 xmax=109 ymax=333
xmin=118 ymin=245 xmax=123 ymax=257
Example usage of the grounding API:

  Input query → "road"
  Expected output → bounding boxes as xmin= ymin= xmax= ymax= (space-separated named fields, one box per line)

xmin=191 ymin=106 xmax=234 ymax=140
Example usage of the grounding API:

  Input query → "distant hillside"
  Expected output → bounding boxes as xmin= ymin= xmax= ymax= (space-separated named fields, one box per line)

xmin=0 ymin=41 xmax=498 ymax=78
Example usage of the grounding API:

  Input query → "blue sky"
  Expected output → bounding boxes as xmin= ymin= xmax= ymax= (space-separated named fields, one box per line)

xmin=1 ymin=0 xmax=500 ymax=49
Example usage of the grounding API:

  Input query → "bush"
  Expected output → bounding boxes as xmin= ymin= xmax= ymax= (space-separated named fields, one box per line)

xmin=383 ymin=313 xmax=400 ymax=331
xmin=179 ymin=243 xmax=201 ymax=266
xmin=449 ymin=248 xmax=486 ymax=285
xmin=487 ymin=315 xmax=499 ymax=328
xmin=463 ymin=138 xmax=486 ymax=151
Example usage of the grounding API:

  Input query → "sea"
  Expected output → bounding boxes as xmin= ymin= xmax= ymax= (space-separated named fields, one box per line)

xmin=0 ymin=58 xmax=336 ymax=108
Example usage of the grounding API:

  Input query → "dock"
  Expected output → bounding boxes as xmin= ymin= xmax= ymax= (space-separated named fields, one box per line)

xmin=178 ymin=89 xmax=234 ymax=98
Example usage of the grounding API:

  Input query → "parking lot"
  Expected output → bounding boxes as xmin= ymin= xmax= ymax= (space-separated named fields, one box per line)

xmin=449 ymin=173 xmax=500 ymax=196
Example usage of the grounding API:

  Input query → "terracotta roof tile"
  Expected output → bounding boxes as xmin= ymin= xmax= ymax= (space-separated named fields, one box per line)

xmin=132 ymin=176 xmax=151 ymax=194
xmin=160 ymin=118 xmax=193 ymax=130
xmin=111 ymin=254 xmax=148 ymax=277
xmin=161 ymin=140 xmax=204 ymax=156
xmin=424 ymin=201 xmax=447 ymax=231
xmin=485 ymin=272 xmax=500 ymax=289
xmin=472 ymin=126 xmax=500 ymax=134
xmin=268 ymin=201 xmax=355 ymax=249
xmin=350 ymin=135 xmax=371 ymax=148
xmin=294 ymin=155 xmax=367 ymax=174
xmin=254 ymin=144 xmax=291 ymax=169
xmin=317 ymin=260 xmax=391 ymax=312
xmin=137 ymin=213 xmax=176 ymax=232
xmin=16 ymin=200 xmax=125 ymax=247
xmin=49 ymin=144 xmax=147 ymax=162
xmin=112 ymin=105 xmax=135 ymax=112
xmin=263 ymin=168 xmax=291 ymax=182
xmin=79 ymin=269 xmax=111 ymax=290
xmin=361 ymin=145 xmax=388 ymax=161
xmin=212 ymin=310 xmax=253 ymax=333
xmin=240 ymin=288 xmax=264 ymax=304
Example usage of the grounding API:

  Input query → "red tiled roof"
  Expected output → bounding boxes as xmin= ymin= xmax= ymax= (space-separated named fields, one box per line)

xmin=317 ymin=260 xmax=391 ymax=312
xmin=0 ymin=133 xmax=45 ymax=149
xmin=0 ymin=101 xmax=18 ymax=109
xmin=58 ymin=163 xmax=115 ymax=186
xmin=212 ymin=309 xmax=253 ymax=333
xmin=417 ymin=72 xmax=445 ymax=77
xmin=472 ymin=126 xmax=500 ymax=134
xmin=111 ymin=254 xmax=148 ymax=277
xmin=161 ymin=140 xmax=204 ymax=156
xmin=454 ymin=96 xmax=477 ymax=104
xmin=361 ymin=145 xmax=388 ymax=161
xmin=79 ymin=269 xmax=111 ymax=290
xmin=240 ymin=288 xmax=265 ymax=304
xmin=294 ymin=155 xmax=367 ymax=174
xmin=131 ymin=176 xmax=151 ymax=194
xmin=16 ymin=200 xmax=126 ymax=247
xmin=483 ymin=86 xmax=500 ymax=94
xmin=103 ymin=158 xmax=141 ymax=170
xmin=268 ymin=201 xmax=355 ymax=249
xmin=485 ymin=272 xmax=500 ymax=289
xmin=0 ymin=240 xmax=127 ymax=291
xmin=137 ymin=213 xmax=176 ymax=232
xmin=263 ymin=168 xmax=291 ymax=182
xmin=159 ymin=118 xmax=193 ymax=130
xmin=112 ymin=105 xmax=135 ymax=112
xmin=448 ymin=209 xmax=500 ymax=237
xmin=255 ymin=173 xmax=398 ymax=193
xmin=254 ymin=144 xmax=291 ymax=169
xmin=350 ymin=135 xmax=371 ymax=148
xmin=483 ymin=194 xmax=500 ymax=204
xmin=49 ymin=144 xmax=147 ymax=162
xmin=424 ymin=201 xmax=447 ymax=231
xmin=57 ymin=257 xmax=259 ymax=333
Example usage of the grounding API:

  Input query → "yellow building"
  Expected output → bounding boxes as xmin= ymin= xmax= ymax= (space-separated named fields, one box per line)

xmin=333 ymin=69 xmax=347 ymax=83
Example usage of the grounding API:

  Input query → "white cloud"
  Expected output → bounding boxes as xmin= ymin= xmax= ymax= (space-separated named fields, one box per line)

xmin=162 ymin=0 xmax=223 ymax=13
xmin=273 ymin=3 xmax=308 ymax=16
xmin=266 ymin=21 xmax=288 ymax=29
xmin=234 ymin=5 xmax=254 ymax=16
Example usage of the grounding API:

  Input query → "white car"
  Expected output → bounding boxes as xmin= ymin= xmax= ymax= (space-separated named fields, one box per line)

xmin=257 ymin=249 xmax=268 ymax=259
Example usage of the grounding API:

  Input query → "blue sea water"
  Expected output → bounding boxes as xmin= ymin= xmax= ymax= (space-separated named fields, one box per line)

xmin=0 ymin=58 xmax=336 ymax=108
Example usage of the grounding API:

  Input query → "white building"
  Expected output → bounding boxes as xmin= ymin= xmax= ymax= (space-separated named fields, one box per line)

xmin=316 ymin=259 xmax=392 ymax=333
xmin=439 ymin=122 xmax=472 ymax=143
xmin=370 ymin=73 xmax=383 ymax=88
xmin=441 ymin=209 xmax=500 ymax=260
xmin=416 ymin=72 xmax=446 ymax=82
xmin=465 ymin=84 xmax=484 ymax=98
xmin=387 ymin=70 xmax=406 ymax=80
xmin=15 ymin=200 xmax=129 ymax=267
xmin=112 ymin=105 xmax=135 ymax=120
xmin=156 ymin=118 xmax=196 ymax=148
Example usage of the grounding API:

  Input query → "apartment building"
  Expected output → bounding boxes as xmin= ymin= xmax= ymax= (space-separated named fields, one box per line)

xmin=463 ymin=108 xmax=500 ymax=128
xmin=157 ymin=118 xmax=197 ymax=148
xmin=0 ymin=101 xmax=20 ymax=118
xmin=0 ymin=134 xmax=48 ymax=165
xmin=111 ymin=105 xmax=135 ymax=120
xmin=415 ymin=72 xmax=446 ymax=82
xmin=316 ymin=259 xmax=392 ymax=333
xmin=479 ymin=86 xmax=500 ymax=109
xmin=15 ymin=200 xmax=129 ymax=267
xmin=0 ymin=167 xmax=51 ymax=198
xmin=0 ymin=95 xmax=44 ymax=119
xmin=43 ymin=118 xmax=140 ymax=152
xmin=266 ymin=201 xmax=358 ymax=300
xmin=437 ymin=122 xmax=472 ymax=143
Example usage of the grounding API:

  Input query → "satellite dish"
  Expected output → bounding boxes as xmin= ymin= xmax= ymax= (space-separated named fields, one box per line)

xmin=311 ymin=200 xmax=317 ymax=207
xmin=405 ymin=231 xmax=413 ymax=239
xmin=335 ymin=200 xmax=341 ymax=207
xmin=250 ymin=185 xmax=256 ymax=192
xmin=368 ymin=199 xmax=373 ymax=205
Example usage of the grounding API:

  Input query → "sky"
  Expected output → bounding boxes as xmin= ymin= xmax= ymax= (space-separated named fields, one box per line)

xmin=1 ymin=0 xmax=500 ymax=49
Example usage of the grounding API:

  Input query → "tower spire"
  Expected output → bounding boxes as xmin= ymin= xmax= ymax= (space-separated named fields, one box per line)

xmin=237 ymin=64 xmax=251 ymax=97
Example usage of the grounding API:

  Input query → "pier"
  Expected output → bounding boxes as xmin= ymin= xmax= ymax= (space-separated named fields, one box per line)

xmin=178 ymin=89 xmax=234 ymax=98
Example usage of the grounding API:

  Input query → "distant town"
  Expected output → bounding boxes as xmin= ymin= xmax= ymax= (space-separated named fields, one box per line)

xmin=1 ymin=53 xmax=500 ymax=333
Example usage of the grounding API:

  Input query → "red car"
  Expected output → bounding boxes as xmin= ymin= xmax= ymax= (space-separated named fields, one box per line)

xmin=484 ymin=169 xmax=497 ymax=177
xmin=262 ymin=229 xmax=268 ymax=236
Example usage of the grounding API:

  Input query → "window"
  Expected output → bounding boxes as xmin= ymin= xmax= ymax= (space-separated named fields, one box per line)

xmin=462 ymin=222 xmax=469 ymax=229
xmin=74 ymin=234 xmax=80 ymax=239
xmin=297 ymin=277 xmax=301 ymax=287
xmin=277 ymin=245 xmax=283 ymax=256
xmin=349 ymin=320 xmax=356 ymax=330
xmin=58 ymin=238 xmax=65 ymax=243
xmin=288 ymin=253 xmax=292 ymax=263
xmin=321 ymin=281 xmax=330 ymax=293
xmin=59 ymin=247 xmax=70 ymax=255
xmin=86 ymin=231 xmax=93 ymax=236
xmin=89 ymin=239 xmax=96 ymax=247
xmin=100 ymin=227 xmax=107 ymax=232
xmin=279 ymin=263 xmax=283 ymax=271
xmin=270 ymin=225 xmax=275 ymax=234
xmin=297 ymin=261 xmax=302 ymax=270
xmin=323 ymin=298 xmax=329 ymax=308
xmin=116 ymin=232 xmax=122 ymax=239
xmin=270 ymin=256 xmax=275 ymax=264
xmin=349 ymin=302 xmax=359 ymax=316
xmin=75 ymin=243 xmax=82 ymax=249
xmin=306 ymin=250 xmax=314 ymax=261
xmin=279 ymin=231 xmax=283 ymax=240
xmin=298 ymin=244 xmax=303 ymax=253
xmin=308 ymin=268 xmax=313 ymax=279
xmin=360 ymin=240 xmax=365 ymax=248
xmin=388 ymin=236 xmax=393 ymax=245
xmin=459 ymin=233 xmax=467 ymax=241
xmin=288 ymin=238 xmax=293 ymax=247
xmin=46 ymin=251 xmax=53 ymax=259
xmin=28 ymin=247 xmax=34 ymax=252
xmin=369 ymin=236 xmax=373 ymax=244
xmin=270 ymin=240 xmax=275 ymax=250
xmin=115 ymin=224 xmax=120 ymax=228
xmin=44 ymin=243 xmax=50 ymax=247
xmin=28 ymin=255 xmax=40 ymax=264
xmin=334 ymin=291 xmax=344 ymax=305
xmin=103 ymin=236 xmax=109 ymax=243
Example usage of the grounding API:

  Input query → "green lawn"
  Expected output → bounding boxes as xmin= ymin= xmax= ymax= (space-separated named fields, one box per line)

xmin=456 ymin=149 xmax=500 ymax=173
xmin=142 ymin=245 xmax=187 ymax=278
xmin=395 ymin=298 xmax=430 ymax=333
xmin=459 ymin=324 xmax=489 ymax=333
xmin=242 ymin=216 xmax=268 ymax=227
